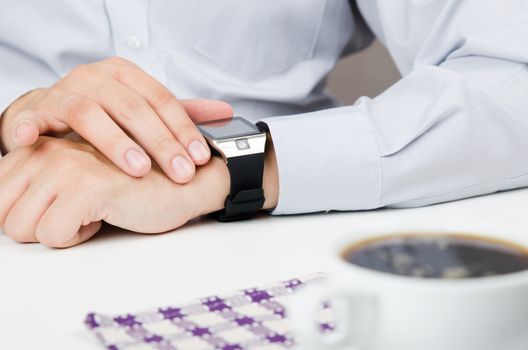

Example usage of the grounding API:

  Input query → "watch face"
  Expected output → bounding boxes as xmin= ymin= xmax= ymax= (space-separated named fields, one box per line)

xmin=197 ymin=117 xmax=261 ymax=140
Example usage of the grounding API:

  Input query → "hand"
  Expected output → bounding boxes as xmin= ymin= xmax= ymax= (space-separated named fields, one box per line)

xmin=0 ymin=57 xmax=233 ymax=183
xmin=0 ymin=136 xmax=279 ymax=248
xmin=0 ymin=137 xmax=230 ymax=247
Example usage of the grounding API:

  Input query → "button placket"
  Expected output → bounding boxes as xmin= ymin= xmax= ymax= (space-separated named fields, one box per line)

xmin=104 ymin=0 xmax=167 ymax=86
xmin=125 ymin=35 xmax=143 ymax=50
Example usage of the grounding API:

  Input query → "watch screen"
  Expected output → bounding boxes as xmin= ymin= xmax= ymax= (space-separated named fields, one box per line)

xmin=197 ymin=117 xmax=260 ymax=140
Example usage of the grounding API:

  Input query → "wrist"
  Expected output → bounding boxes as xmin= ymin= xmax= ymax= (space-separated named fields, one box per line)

xmin=191 ymin=156 xmax=230 ymax=218
xmin=193 ymin=133 xmax=279 ymax=218
xmin=262 ymin=133 xmax=279 ymax=210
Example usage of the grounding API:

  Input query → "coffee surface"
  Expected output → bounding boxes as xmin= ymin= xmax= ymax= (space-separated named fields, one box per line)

xmin=343 ymin=234 xmax=528 ymax=279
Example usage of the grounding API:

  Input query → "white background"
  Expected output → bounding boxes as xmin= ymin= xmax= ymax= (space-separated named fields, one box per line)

xmin=1 ymin=188 xmax=527 ymax=349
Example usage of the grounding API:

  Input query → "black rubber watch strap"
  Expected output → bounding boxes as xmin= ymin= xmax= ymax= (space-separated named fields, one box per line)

xmin=212 ymin=152 xmax=266 ymax=222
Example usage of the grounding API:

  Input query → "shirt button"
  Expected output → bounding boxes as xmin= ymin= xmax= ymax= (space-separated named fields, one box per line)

xmin=125 ymin=35 xmax=142 ymax=50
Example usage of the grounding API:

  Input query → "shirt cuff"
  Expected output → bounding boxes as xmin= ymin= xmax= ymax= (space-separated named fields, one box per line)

xmin=259 ymin=105 xmax=382 ymax=215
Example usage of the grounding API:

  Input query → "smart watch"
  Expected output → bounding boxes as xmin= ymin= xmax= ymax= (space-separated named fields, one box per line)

xmin=197 ymin=117 xmax=266 ymax=222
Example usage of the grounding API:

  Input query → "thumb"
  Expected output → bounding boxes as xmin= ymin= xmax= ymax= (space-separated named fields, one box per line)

xmin=11 ymin=110 xmax=71 ymax=148
xmin=57 ymin=221 xmax=102 ymax=248
xmin=36 ymin=194 xmax=102 ymax=248
xmin=179 ymin=99 xmax=234 ymax=123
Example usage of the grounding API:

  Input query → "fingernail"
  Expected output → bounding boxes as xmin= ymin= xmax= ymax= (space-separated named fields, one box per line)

xmin=15 ymin=123 xmax=31 ymax=138
xmin=125 ymin=149 xmax=149 ymax=171
xmin=188 ymin=140 xmax=210 ymax=162
xmin=172 ymin=156 xmax=194 ymax=180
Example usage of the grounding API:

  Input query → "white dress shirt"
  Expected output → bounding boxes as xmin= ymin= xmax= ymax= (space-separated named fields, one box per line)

xmin=1 ymin=0 xmax=528 ymax=215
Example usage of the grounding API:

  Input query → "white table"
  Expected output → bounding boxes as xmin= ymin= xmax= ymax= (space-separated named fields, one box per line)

xmin=1 ymin=189 xmax=527 ymax=349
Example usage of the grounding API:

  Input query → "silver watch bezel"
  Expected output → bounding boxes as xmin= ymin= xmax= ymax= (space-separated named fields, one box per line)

xmin=207 ymin=132 xmax=266 ymax=159
xmin=197 ymin=117 xmax=267 ymax=159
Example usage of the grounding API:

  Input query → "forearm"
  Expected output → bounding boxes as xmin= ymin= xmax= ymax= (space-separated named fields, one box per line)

xmin=260 ymin=61 xmax=528 ymax=214
xmin=257 ymin=1 xmax=528 ymax=214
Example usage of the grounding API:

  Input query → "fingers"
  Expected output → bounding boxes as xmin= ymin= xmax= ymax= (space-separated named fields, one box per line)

xmin=36 ymin=196 xmax=102 ymax=248
xmin=58 ymin=221 xmax=102 ymax=248
xmin=0 ymin=148 xmax=27 ymax=179
xmin=0 ymin=138 xmax=104 ymax=248
xmin=95 ymin=79 xmax=197 ymax=183
xmin=4 ymin=58 xmax=234 ymax=185
xmin=109 ymin=64 xmax=213 ymax=166
xmin=179 ymin=99 xmax=234 ymax=123
xmin=3 ymin=181 xmax=56 ymax=243
xmin=0 ymin=167 xmax=30 ymax=230
xmin=60 ymin=94 xmax=152 ymax=177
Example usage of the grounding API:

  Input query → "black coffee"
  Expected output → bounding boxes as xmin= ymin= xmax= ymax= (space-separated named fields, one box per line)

xmin=342 ymin=234 xmax=528 ymax=279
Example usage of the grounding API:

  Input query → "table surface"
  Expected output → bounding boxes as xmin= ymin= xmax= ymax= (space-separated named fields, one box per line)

xmin=1 ymin=188 xmax=527 ymax=350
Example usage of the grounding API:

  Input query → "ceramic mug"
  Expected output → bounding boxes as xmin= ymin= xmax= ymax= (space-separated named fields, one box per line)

xmin=289 ymin=227 xmax=528 ymax=350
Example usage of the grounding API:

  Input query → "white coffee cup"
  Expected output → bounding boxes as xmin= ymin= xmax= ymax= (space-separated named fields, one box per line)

xmin=289 ymin=227 xmax=528 ymax=350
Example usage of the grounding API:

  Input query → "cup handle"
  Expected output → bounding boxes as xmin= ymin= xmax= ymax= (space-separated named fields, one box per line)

xmin=288 ymin=283 xmax=379 ymax=350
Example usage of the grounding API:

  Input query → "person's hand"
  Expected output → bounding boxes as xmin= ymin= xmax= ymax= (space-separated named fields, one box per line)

xmin=0 ymin=57 xmax=233 ymax=183
xmin=0 ymin=137 xmax=231 ymax=247
xmin=0 ymin=135 xmax=279 ymax=248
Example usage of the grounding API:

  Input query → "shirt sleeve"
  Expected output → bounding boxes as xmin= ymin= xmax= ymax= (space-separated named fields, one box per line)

xmin=260 ymin=0 xmax=528 ymax=215
xmin=0 ymin=40 xmax=57 ymax=157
